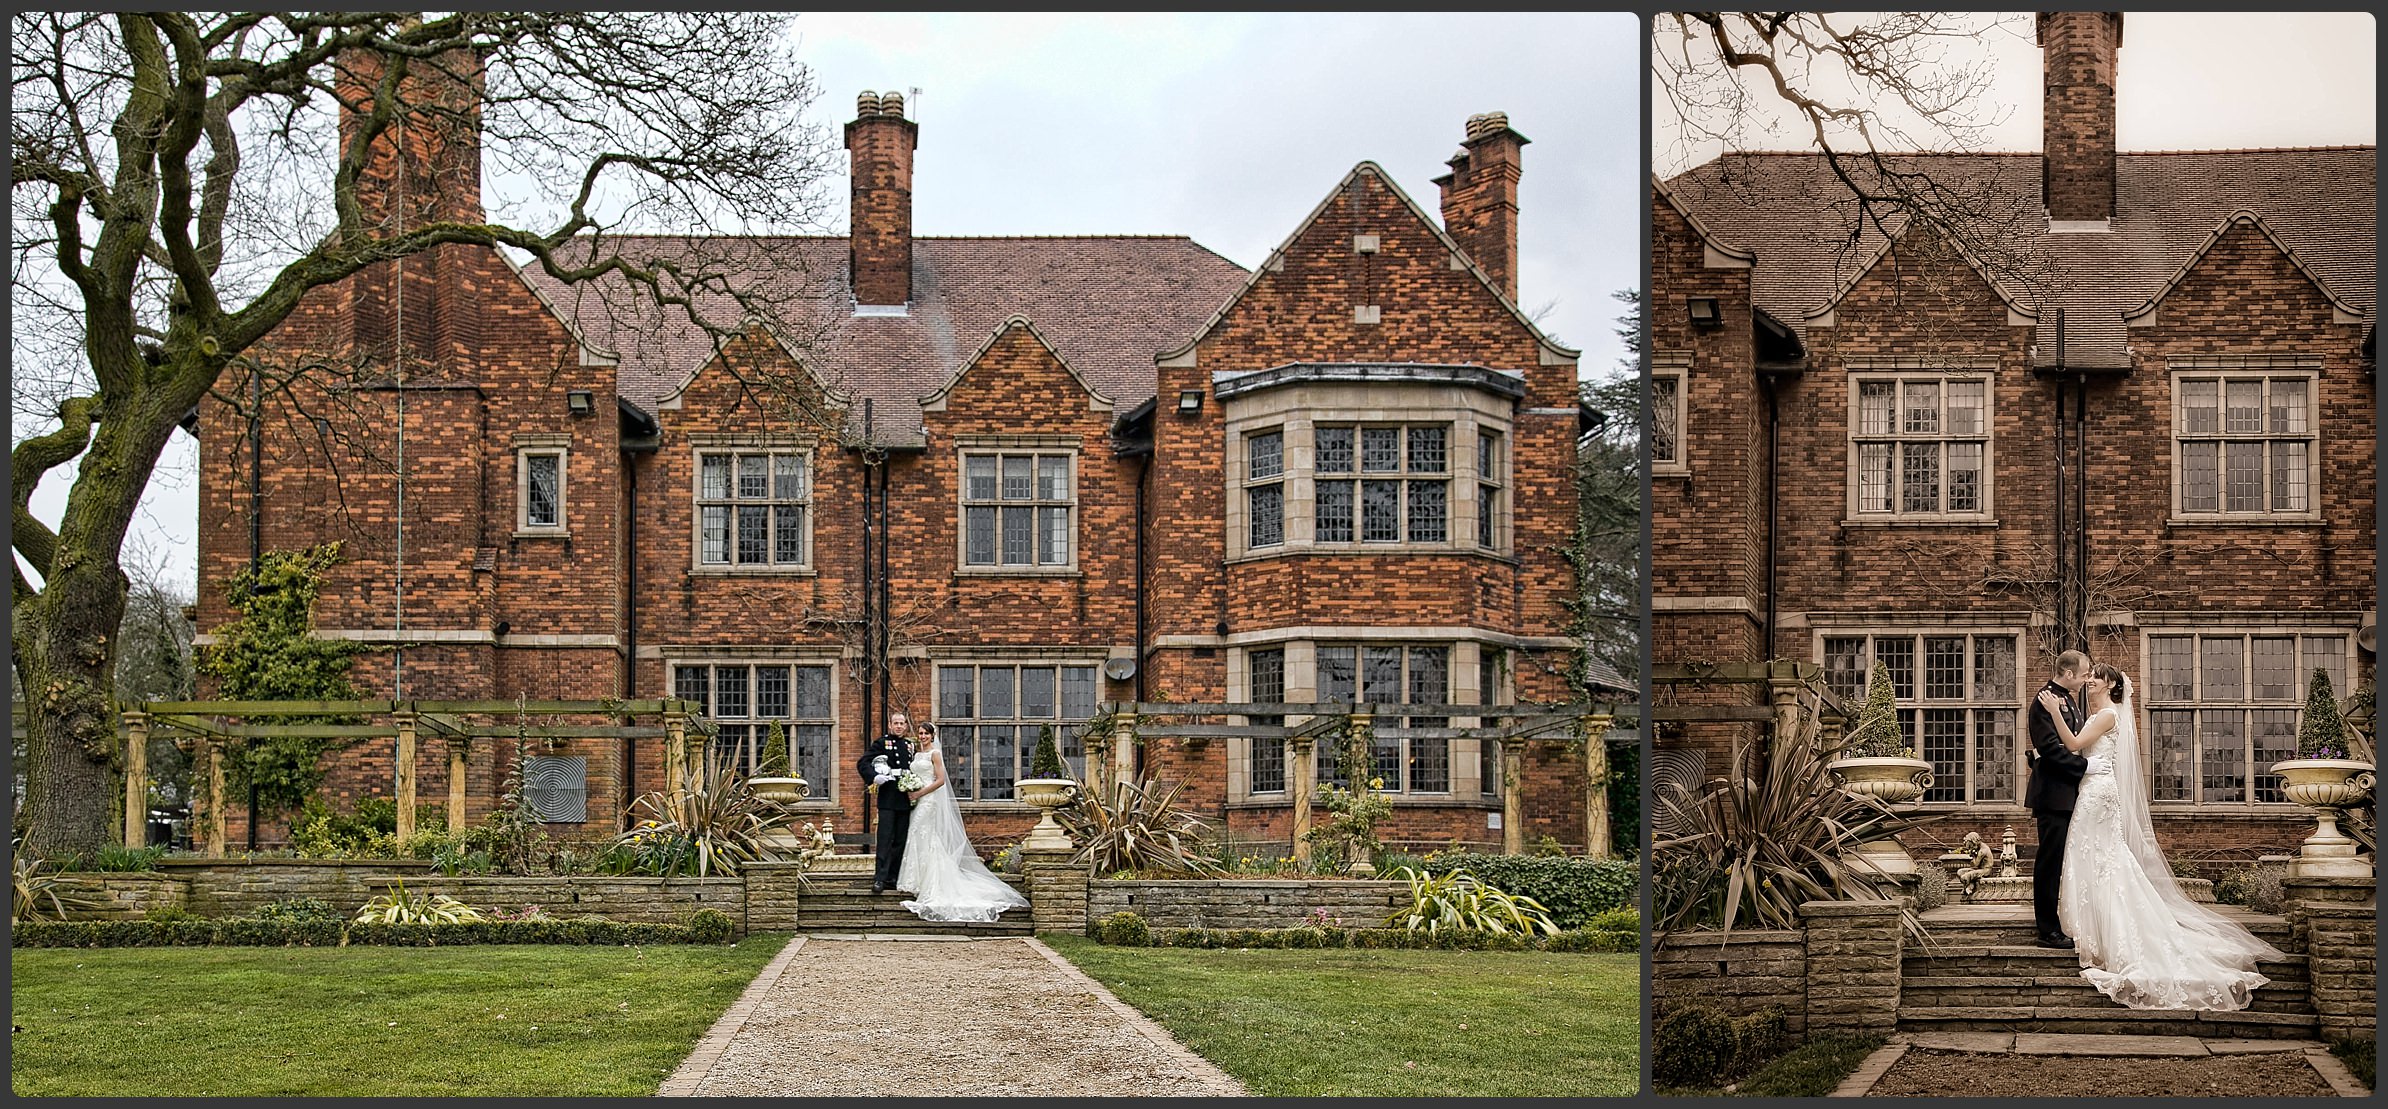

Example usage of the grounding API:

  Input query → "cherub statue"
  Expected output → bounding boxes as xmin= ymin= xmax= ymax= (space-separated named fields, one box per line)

xmin=1954 ymin=830 xmax=1997 ymax=894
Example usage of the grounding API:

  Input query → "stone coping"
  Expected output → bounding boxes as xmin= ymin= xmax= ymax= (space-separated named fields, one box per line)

xmin=1798 ymin=899 xmax=1904 ymax=918
xmin=157 ymin=857 xmax=434 ymax=869
xmin=1093 ymin=878 xmax=1406 ymax=888
xmin=1652 ymin=928 xmax=1804 ymax=946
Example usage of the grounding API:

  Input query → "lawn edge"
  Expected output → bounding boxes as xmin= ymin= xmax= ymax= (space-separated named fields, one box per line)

xmin=2305 ymin=1046 xmax=2372 ymax=1098
xmin=658 ymin=935 xmax=808 ymax=1097
xmin=1024 ymin=936 xmax=1251 ymax=1096
xmin=1828 ymin=1041 xmax=1909 ymax=1097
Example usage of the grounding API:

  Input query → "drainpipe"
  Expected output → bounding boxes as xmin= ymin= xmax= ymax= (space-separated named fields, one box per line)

xmin=2052 ymin=308 xmax=2069 ymax=649
xmin=878 ymin=455 xmax=892 ymax=727
xmin=247 ymin=367 xmax=263 ymax=852
xmin=858 ymin=400 xmax=876 ymax=834
xmin=1762 ymin=374 xmax=1780 ymax=658
xmin=621 ymin=449 xmax=638 ymax=830
xmin=2074 ymin=372 xmax=2089 ymax=652
xmin=1134 ymin=451 xmax=1150 ymax=702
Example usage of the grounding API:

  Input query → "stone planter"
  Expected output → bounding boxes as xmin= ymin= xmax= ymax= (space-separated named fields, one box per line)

xmin=1016 ymin=778 xmax=1078 ymax=852
xmin=1828 ymin=756 xmax=1934 ymax=806
xmin=747 ymin=776 xmax=812 ymax=806
xmin=2269 ymin=758 xmax=2376 ymax=879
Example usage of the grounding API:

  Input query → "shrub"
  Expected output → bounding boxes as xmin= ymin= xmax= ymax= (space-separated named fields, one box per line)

xmin=1029 ymin=725 xmax=1070 ymax=780
xmin=1654 ymin=1004 xmax=1790 ymax=1087
xmin=144 ymin=904 xmax=199 ymax=924
xmin=355 ymin=878 xmax=484 ymax=925
xmin=1844 ymin=664 xmax=1911 ymax=758
xmin=1585 ymin=906 xmax=1639 ymax=934
xmin=250 ymin=896 xmax=340 ymax=925
xmin=1388 ymin=867 xmax=1559 ymax=936
xmin=1915 ymin=863 xmax=1949 ymax=911
xmin=686 ymin=908 xmax=735 ymax=943
xmin=1129 ymin=925 xmax=1627 ymax=953
xmin=12 ymin=856 xmax=100 ymax=923
xmin=2212 ymin=865 xmax=2287 ymax=914
xmin=1063 ymin=779 xmax=1223 ymax=877
xmin=1418 ymin=852 xmax=1635 ymax=929
xmin=10 ymin=917 xmax=726 ymax=948
xmin=84 ymin=844 xmax=168 ymax=872
xmin=1093 ymin=910 xmax=1151 ymax=947
xmin=2300 ymin=668 xmax=2353 ymax=760
xmin=610 ymin=768 xmax=798 ymax=878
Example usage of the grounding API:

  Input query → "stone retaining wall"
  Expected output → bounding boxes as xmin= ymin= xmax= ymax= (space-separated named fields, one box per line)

xmin=2285 ymin=876 xmax=2377 ymax=1042
xmin=1651 ymin=929 xmax=1807 ymax=1032
xmin=153 ymin=861 xmax=740 ymax=926
xmin=1087 ymin=879 xmax=1409 ymax=930
xmin=56 ymin=874 xmax=187 ymax=920
xmin=1798 ymin=900 xmax=1902 ymax=1036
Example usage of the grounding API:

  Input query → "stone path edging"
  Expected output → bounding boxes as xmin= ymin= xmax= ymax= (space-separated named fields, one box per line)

xmin=1833 ymin=1033 xmax=2366 ymax=1098
xmin=1022 ymin=937 xmax=1248 ymax=1095
xmin=659 ymin=935 xmax=809 ymax=1097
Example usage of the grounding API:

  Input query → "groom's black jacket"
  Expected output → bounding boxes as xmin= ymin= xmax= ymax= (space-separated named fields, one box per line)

xmin=2022 ymin=679 xmax=2089 ymax=813
xmin=857 ymin=734 xmax=915 ymax=813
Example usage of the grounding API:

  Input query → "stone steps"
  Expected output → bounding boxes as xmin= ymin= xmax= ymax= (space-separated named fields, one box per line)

xmin=793 ymin=889 xmax=1034 ymax=935
xmin=1900 ymin=975 xmax=2311 ymax=1014
xmin=1902 ymin=946 xmax=2307 ymax=982
xmin=1897 ymin=1005 xmax=2321 ymax=1038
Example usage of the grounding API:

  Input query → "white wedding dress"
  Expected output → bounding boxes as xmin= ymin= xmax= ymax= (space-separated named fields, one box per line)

xmin=895 ymin=744 xmax=1030 ymax=923
xmin=2058 ymin=682 xmax=2284 ymax=1010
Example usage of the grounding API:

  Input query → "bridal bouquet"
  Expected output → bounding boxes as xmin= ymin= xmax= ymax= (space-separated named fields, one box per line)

xmin=895 ymin=768 xmax=929 ymax=792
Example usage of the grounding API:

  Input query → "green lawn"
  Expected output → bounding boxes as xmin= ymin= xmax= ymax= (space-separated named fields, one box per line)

xmin=10 ymin=936 xmax=787 ymax=1096
xmin=1042 ymin=935 xmax=1639 ymax=1096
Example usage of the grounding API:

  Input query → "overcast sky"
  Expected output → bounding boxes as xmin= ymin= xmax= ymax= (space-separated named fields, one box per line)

xmin=1656 ymin=11 xmax=2377 ymax=174
xmin=26 ymin=12 xmax=1643 ymax=599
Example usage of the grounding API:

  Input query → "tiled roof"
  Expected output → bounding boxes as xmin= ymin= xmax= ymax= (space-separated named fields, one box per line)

xmin=517 ymin=235 xmax=1249 ymax=444
xmin=1661 ymin=148 xmax=2376 ymax=369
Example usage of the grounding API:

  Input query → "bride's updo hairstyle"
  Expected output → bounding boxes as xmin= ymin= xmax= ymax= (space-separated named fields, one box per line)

xmin=2091 ymin=663 xmax=2128 ymax=703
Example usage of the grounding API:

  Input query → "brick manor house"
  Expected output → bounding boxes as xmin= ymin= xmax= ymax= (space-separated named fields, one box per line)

xmin=1651 ymin=12 xmax=2376 ymax=862
xmin=195 ymin=68 xmax=1603 ymax=852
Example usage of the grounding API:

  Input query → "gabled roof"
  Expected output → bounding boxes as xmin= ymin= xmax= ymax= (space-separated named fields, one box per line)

xmin=918 ymin=316 xmax=1114 ymax=414
xmin=1661 ymin=147 xmax=2376 ymax=369
xmin=1159 ymin=162 xmax=1580 ymax=366
xmin=519 ymin=235 xmax=1247 ymax=446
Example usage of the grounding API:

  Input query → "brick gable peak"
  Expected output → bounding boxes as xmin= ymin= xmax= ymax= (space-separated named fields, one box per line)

xmin=1809 ymin=214 xmax=2040 ymax=328
xmin=2122 ymin=210 xmax=2368 ymax=325
xmin=918 ymin=315 xmax=1114 ymax=414
xmin=1652 ymin=174 xmax=1755 ymax=264
xmin=1157 ymin=160 xmax=1579 ymax=368
xmin=652 ymin=317 xmax=852 ymax=414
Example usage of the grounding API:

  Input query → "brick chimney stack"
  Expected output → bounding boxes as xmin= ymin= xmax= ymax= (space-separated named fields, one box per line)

xmin=2038 ymin=11 xmax=2123 ymax=224
xmin=334 ymin=43 xmax=487 ymax=367
xmin=1433 ymin=111 xmax=1529 ymax=302
xmin=845 ymin=91 xmax=919 ymax=308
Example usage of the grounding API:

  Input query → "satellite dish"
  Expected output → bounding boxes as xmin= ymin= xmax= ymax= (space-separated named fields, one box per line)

xmin=2360 ymin=623 xmax=2377 ymax=654
xmin=1104 ymin=657 xmax=1137 ymax=681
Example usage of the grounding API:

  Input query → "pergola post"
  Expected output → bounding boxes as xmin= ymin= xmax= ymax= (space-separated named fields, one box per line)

xmin=445 ymin=734 xmax=470 ymax=833
xmin=1500 ymin=736 xmax=1527 ymax=855
xmin=664 ymin=709 xmax=690 ymax=791
xmin=205 ymin=739 xmax=228 ymax=858
xmin=1084 ymin=724 xmax=1113 ymax=801
xmin=1580 ymin=712 xmax=1614 ymax=860
xmin=393 ymin=710 xmax=419 ymax=841
xmin=122 ymin=711 xmax=150 ymax=849
xmin=1112 ymin=708 xmax=1138 ymax=786
xmin=1289 ymin=733 xmax=1316 ymax=866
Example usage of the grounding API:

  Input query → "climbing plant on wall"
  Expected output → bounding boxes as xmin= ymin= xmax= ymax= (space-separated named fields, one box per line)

xmin=195 ymin=544 xmax=367 ymax=818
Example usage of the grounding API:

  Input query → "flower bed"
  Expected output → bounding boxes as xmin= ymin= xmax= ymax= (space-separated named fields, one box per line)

xmin=10 ymin=908 xmax=735 ymax=948
xmin=1099 ymin=923 xmax=1636 ymax=953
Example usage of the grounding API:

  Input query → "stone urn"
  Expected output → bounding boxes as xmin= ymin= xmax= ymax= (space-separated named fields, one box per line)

xmin=1016 ymin=777 xmax=1079 ymax=852
xmin=1828 ymin=756 xmax=1935 ymax=806
xmin=2268 ymin=758 xmax=2377 ymax=879
xmin=1830 ymin=756 xmax=1932 ymax=883
xmin=747 ymin=776 xmax=812 ymax=807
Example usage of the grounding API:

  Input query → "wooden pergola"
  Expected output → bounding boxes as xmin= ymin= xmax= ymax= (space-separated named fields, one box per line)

xmin=1093 ymin=700 xmax=1635 ymax=859
xmin=118 ymin=699 xmax=714 ymax=853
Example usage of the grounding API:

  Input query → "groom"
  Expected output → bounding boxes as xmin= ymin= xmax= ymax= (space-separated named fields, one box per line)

xmin=2023 ymin=649 xmax=2092 ymax=949
xmin=857 ymin=710 xmax=916 ymax=895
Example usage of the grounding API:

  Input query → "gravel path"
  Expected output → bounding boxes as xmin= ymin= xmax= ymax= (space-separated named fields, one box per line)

xmin=671 ymin=937 xmax=1245 ymax=1097
xmin=1867 ymin=1048 xmax=2337 ymax=1098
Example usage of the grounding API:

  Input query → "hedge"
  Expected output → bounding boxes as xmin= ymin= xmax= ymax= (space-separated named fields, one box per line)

xmin=11 ymin=909 xmax=736 ymax=948
xmin=1416 ymin=853 xmax=1636 ymax=930
xmin=1093 ymin=921 xmax=1637 ymax=954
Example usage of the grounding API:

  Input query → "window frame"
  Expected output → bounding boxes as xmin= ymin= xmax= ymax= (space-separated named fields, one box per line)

xmin=2167 ymin=366 xmax=2322 ymax=524
xmin=515 ymin=445 xmax=569 ymax=537
xmin=1244 ymin=426 xmax=1287 ymax=550
xmin=1650 ymin=364 xmax=1689 ymax=476
xmin=1310 ymin=422 xmax=1453 ymax=547
xmin=932 ymin=660 xmax=1102 ymax=806
xmin=956 ymin=445 xmax=1081 ymax=575
xmin=1844 ymin=370 xmax=1996 ymax=524
xmin=690 ymin=446 xmax=815 ymax=574
xmin=668 ymin=659 xmax=840 ymax=805
xmin=1313 ymin=641 xmax=1456 ymax=797
xmin=1816 ymin=628 xmax=2026 ymax=809
xmin=2141 ymin=625 xmax=2351 ymax=809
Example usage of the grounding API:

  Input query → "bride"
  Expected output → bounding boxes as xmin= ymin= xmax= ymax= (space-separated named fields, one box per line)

xmin=893 ymin=723 xmax=1030 ymax=923
xmin=2036 ymin=663 xmax=2285 ymax=1010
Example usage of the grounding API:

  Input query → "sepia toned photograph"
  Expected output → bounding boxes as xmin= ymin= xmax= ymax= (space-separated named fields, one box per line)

xmin=1646 ymin=10 xmax=2374 ymax=1098
xmin=9 ymin=11 xmax=1642 ymax=1098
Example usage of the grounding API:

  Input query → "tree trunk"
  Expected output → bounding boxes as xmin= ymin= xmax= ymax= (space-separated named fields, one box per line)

xmin=16 ymin=389 xmax=183 ymax=855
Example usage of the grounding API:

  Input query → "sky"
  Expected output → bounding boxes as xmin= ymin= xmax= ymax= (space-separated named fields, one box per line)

xmin=1655 ymin=11 xmax=2377 ymax=174
xmin=22 ymin=11 xmax=1643 ymax=600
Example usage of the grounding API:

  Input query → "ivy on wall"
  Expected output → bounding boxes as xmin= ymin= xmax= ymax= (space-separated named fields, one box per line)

xmin=195 ymin=544 xmax=367 ymax=818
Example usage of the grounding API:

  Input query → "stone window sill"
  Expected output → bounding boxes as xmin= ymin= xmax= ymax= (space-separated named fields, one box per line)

xmin=1839 ymin=517 xmax=1999 ymax=529
xmin=687 ymin=565 xmax=816 ymax=577
xmin=1226 ymin=796 xmax=1499 ymax=811
xmin=954 ymin=566 xmax=1082 ymax=578
xmin=2165 ymin=516 xmax=2324 ymax=528
xmin=513 ymin=529 xmax=570 ymax=540
xmin=1225 ymin=547 xmax=1519 ymax=567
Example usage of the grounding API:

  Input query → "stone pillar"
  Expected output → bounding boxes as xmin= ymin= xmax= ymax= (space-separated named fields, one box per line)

xmin=1799 ymin=900 xmax=1903 ymax=1036
xmin=1290 ymin=734 xmax=1317 ymax=865
xmin=393 ymin=710 xmax=419 ymax=841
xmin=742 ymin=861 xmax=802 ymax=932
xmin=1084 ymin=725 xmax=1113 ymax=802
xmin=1347 ymin=713 xmax=1376 ymax=874
xmin=2285 ymin=876 xmax=2377 ymax=1042
xmin=1112 ymin=708 xmax=1138 ymax=786
xmin=1021 ymin=844 xmax=1089 ymax=935
xmin=664 ymin=710 xmax=689 ymax=792
xmin=204 ymin=739 xmax=228 ymax=858
xmin=1500 ymin=737 xmax=1527 ymax=855
xmin=1580 ymin=713 xmax=1613 ymax=860
xmin=122 ymin=711 xmax=150 ymax=849
xmin=445 ymin=735 xmax=471 ymax=833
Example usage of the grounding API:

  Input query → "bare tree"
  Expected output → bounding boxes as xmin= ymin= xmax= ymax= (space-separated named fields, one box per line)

xmin=10 ymin=12 xmax=840 ymax=853
xmin=1652 ymin=12 xmax=2060 ymax=310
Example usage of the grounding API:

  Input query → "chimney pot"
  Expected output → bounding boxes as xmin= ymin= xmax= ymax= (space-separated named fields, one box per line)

xmin=858 ymin=90 xmax=882 ymax=116
xmin=1434 ymin=111 xmax=1527 ymax=302
xmin=845 ymin=89 xmax=919 ymax=307
xmin=880 ymin=91 xmax=905 ymax=118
